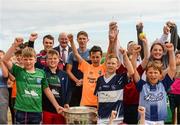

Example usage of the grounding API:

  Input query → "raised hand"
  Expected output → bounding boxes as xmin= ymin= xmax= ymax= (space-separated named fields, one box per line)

xmin=136 ymin=22 xmax=143 ymax=32
xmin=67 ymin=33 xmax=83 ymax=63
xmin=109 ymin=22 xmax=117 ymax=30
xmin=133 ymin=44 xmax=141 ymax=53
xmin=29 ymin=32 xmax=38 ymax=42
xmin=165 ymin=42 xmax=174 ymax=52
xmin=163 ymin=25 xmax=170 ymax=35
xmin=166 ymin=21 xmax=176 ymax=29
xmin=67 ymin=34 xmax=74 ymax=43
xmin=13 ymin=37 xmax=24 ymax=47
xmin=109 ymin=110 xmax=117 ymax=124
xmin=109 ymin=22 xmax=119 ymax=42
xmin=7 ymin=78 xmax=14 ymax=87
xmin=110 ymin=110 xmax=117 ymax=119
xmin=138 ymin=106 xmax=145 ymax=115
xmin=119 ymin=47 xmax=127 ymax=56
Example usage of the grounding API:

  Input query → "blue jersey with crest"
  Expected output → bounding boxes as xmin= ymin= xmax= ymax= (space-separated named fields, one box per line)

xmin=136 ymin=74 xmax=173 ymax=121
xmin=94 ymin=73 xmax=129 ymax=120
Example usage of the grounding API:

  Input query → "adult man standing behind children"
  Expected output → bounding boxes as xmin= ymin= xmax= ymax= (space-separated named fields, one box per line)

xmin=66 ymin=31 xmax=90 ymax=106
xmin=54 ymin=32 xmax=72 ymax=67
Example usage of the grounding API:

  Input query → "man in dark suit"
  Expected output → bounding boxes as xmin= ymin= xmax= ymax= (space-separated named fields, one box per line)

xmin=54 ymin=32 xmax=72 ymax=67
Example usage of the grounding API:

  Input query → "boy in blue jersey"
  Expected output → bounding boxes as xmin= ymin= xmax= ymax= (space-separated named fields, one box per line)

xmin=133 ymin=42 xmax=176 ymax=124
xmin=94 ymin=53 xmax=134 ymax=124
xmin=94 ymin=22 xmax=134 ymax=124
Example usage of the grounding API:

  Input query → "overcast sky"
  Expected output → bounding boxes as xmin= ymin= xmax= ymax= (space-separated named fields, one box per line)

xmin=0 ymin=0 xmax=180 ymax=52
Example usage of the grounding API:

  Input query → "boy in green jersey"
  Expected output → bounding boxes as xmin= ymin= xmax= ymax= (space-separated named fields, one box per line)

xmin=3 ymin=37 xmax=64 ymax=124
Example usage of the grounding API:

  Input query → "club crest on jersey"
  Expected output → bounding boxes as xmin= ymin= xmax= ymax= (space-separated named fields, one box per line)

xmin=37 ymin=78 xmax=42 ymax=84
xmin=98 ymin=70 xmax=102 ymax=75
xmin=62 ymin=77 xmax=64 ymax=81
xmin=144 ymin=92 xmax=164 ymax=102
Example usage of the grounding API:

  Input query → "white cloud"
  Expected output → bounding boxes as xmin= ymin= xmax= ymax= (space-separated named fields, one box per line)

xmin=0 ymin=0 xmax=180 ymax=52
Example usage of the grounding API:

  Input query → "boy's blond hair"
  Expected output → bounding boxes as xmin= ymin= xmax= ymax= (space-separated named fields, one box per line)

xmin=146 ymin=61 xmax=162 ymax=74
xmin=22 ymin=47 xmax=36 ymax=58
xmin=106 ymin=54 xmax=119 ymax=64
xmin=47 ymin=49 xmax=59 ymax=58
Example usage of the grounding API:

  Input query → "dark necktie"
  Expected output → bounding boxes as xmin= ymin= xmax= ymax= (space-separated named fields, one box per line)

xmin=62 ymin=48 xmax=66 ymax=64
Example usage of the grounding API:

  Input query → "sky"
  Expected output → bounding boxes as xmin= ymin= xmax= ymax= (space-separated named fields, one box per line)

xmin=0 ymin=0 xmax=180 ymax=53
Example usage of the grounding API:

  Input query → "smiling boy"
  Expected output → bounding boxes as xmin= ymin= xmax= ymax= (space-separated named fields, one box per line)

xmin=3 ymin=38 xmax=64 ymax=124
xmin=133 ymin=43 xmax=176 ymax=124
xmin=68 ymin=34 xmax=105 ymax=107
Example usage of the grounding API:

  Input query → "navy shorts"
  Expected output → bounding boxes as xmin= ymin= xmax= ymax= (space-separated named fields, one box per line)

xmin=15 ymin=110 xmax=42 ymax=124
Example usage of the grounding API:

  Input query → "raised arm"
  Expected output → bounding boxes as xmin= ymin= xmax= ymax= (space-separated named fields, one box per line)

xmin=177 ymin=36 xmax=180 ymax=50
xmin=119 ymin=48 xmax=134 ymax=76
xmin=166 ymin=21 xmax=178 ymax=50
xmin=28 ymin=32 xmax=38 ymax=48
xmin=109 ymin=110 xmax=117 ymax=125
xmin=165 ymin=42 xmax=176 ymax=79
xmin=107 ymin=22 xmax=119 ymax=56
xmin=136 ymin=22 xmax=144 ymax=59
xmin=3 ymin=37 xmax=23 ymax=70
xmin=67 ymin=34 xmax=83 ymax=64
xmin=139 ymin=33 xmax=149 ymax=69
xmin=131 ymin=45 xmax=141 ymax=68
xmin=138 ymin=106 xmax=145 ymax=125
xmin=131 ymin=46 xmax=141 ymax=83
xmin=133 ymin=66 xmax=141 ymax=83
xmin=159 ymin=25 xmax=170 ymax=44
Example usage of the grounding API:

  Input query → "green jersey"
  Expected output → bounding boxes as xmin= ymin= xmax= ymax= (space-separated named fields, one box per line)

xmin=12 ymin=64 xmax=48 ymax=112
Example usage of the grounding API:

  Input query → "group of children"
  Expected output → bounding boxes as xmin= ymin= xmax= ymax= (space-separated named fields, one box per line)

xmin=0 ymin=20 xmax=179 ymax=125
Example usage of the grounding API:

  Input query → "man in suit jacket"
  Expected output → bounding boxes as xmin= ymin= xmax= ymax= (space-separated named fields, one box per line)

xmin=54 ymin=32 xmax=72 ymax=67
